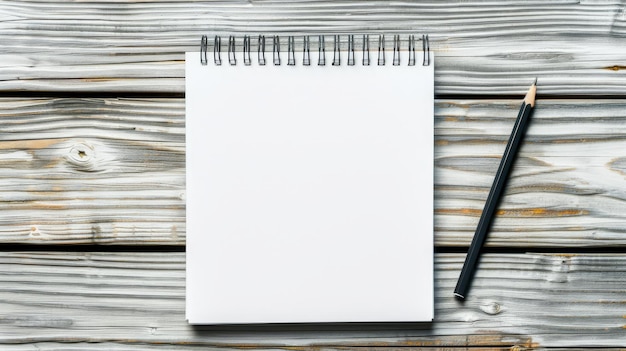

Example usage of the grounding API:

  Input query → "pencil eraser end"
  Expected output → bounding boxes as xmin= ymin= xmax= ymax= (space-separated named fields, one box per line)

xmin=453 ymin=292 xmax=465 ymax=300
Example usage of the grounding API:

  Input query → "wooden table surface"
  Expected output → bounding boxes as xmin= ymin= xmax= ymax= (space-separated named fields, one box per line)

xmin=2 ymin=1 xmax=626 ymax=349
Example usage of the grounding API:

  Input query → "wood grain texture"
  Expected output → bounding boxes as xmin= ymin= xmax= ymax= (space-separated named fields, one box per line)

xmin=0 ymin=251 xmax=624 ymax=347
xmin=436 ymin=99 xmax=626 ymax=247
xmin=2 ymin=97 xmax=626 ymax=247
xmin=3 ymin=0 xmax=625 ymax=347
xmin=2 ymin=0 xmax=626 ymax=94
xmin=0 ymin=98 xmax=185 ymax=244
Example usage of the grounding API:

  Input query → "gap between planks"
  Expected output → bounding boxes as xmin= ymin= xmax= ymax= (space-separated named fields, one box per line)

xmin=3 ymin=244 xmax=626 ymax=255
xmin=5 ymin=91 xmax=626 ymax=101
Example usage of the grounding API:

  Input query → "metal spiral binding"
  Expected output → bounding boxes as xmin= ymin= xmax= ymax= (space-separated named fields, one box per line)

xmin=258 ymin=35 xmax=266 ymax=66
xmin=201 ymin=34 xmax=431 ymax=66
xmin=288 ymin=36 xmax=295 ymax=66
xmin=422 ymin=34 xmax=430 ymax=66
xmin=273 ymin=36 xmax=281 ymax=65
xmin=408 ymin=35 xmax=416 ymax=66
xmin=318 ymin=35 xmax=326 ymax=66
xmin=332 ymin=35 xmax=341 ymax=66
xmin=303 ymin=36 xmax=311 ymax=66
xmin=377 ymin=35 xmax=385 ymax=66
xmin=200 ymin=35 xmax=208 ymax=65
xmin=362 ymin=35 xmax=370 ymax=66
xmin=214 ymin=36 xmax=222 ymax=65
xmin=228 ymin=36 xmax=237 ymax=65
xmin=393 ymin=35 xmax=401 ymax=66
xmin=347 ymin=35 xmax=355 ymax=66
xmin=243 ymin=35 xmax=251 ymax=66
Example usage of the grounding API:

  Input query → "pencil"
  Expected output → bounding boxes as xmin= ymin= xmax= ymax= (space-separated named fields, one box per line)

xmin=454 ymin=79 xmax=537 ymax=300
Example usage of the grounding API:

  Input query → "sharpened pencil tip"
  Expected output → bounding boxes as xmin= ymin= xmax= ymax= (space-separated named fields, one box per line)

xmin=524 ymin=78 xmax=537 ymax=106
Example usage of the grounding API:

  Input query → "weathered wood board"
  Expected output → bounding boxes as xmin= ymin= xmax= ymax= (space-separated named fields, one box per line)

xmin=3 ymin=1 xmax=626 ymax=347
xmin=1 ymin=98 xmax=626 ymax=247
xmin=1 ymin=1 xmax=626 ymax=94
xmin=0 ymin=252 xmax=624 ymax=348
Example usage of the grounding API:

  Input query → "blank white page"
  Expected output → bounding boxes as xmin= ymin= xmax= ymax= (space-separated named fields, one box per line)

xmin=186 ymin=49 xmax=434 ymax=324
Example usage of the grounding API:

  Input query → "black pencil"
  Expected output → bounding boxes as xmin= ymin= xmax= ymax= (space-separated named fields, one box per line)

xmin=454 ymin=79 xmax=537 ymax=300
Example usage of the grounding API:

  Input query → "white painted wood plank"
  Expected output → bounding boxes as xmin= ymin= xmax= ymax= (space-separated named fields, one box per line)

xmin=436 ymin=99 xmax=626 ymax=247
xmin=0 ymin=252 xmax=624 ymax=347
xmin=0 ymin=97 xmax=185 ymax=245
xmin=1 ymin=1 xmax=626 ymax=93
xmin=1 ymin=98 xmax=626 ymax=247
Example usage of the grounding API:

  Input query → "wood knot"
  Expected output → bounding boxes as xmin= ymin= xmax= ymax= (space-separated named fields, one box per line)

xmin=29 ymin=226 xmax=41 ymax=237
xmin=605 ymin=65 xmax=626 ymax=71
xmin=66 ymin=141 xmax=100 ymax=172
xmin=479 ymin=301 xmax=502 ymax=315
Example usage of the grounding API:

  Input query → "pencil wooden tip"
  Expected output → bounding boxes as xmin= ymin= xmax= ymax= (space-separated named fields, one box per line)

xmin=524 ymin=80 xmax=537 ymax=107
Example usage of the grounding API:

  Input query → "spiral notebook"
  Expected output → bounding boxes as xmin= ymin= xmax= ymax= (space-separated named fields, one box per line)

xmin=186 ymin=35 xmax=434 ymax=324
